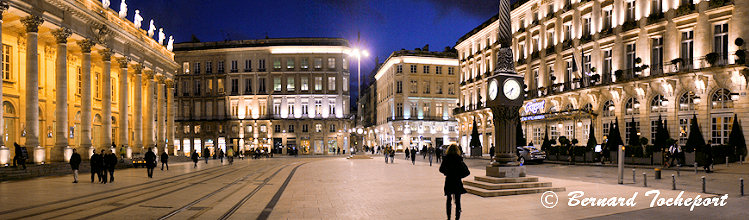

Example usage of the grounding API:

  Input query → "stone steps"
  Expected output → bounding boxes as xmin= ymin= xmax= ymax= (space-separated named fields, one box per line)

xmin=474 ymin=176 xmax=539 ymax=184
xmin=465 ymin=185 xmax=565 ymax=197
xmin=463 ymin=180 xmax=551 ymax=190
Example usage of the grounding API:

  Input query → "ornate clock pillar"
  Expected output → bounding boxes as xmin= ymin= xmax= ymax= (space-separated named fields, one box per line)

xmin=485 ymin=0 xmax=525 ymax=177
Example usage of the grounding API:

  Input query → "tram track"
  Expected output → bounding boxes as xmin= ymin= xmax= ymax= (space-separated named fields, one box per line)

xmin=0 ymin=164 xmax=226 ymax=217
xmin=63 ymin=163 xmax=253 ymax=220
xmin=157 ymin=162 xmax=289 ymax=220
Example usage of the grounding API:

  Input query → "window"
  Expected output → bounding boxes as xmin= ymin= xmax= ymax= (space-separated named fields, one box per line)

xmin=342 ymin=58 xmax=348 ymax=70
xmin=315 ymin=77 xmax=322 ymax=90
xmin=193 ymin=62 xmax=200 ymax=74
xmin=244 ymin=59 xmax=251 ymax=71
xmin=259 ymin=59 xmax=266 ymax=71
xmin=260 ymin=125 xmax=267 ymax=133
xmin=342 ymin=76 xmax=348 ymax=92
xmin=230 ymin=60 xmax=238 ymax=72
xmin=273 ymin=58 xmax=281 ymax=70
xmin=410 ymin=80 xmax=418 ymax=94
xmin=422 ymin=103 xmax=430 ymax=116
xmin=435 ymin=103 xmax=443 ymax=117
xmin=679 ymin=91 xmax=697 ymax=111
xmin=583 ymin=53 xmax=591 ymax=75
xmin=436 ymin=66 xmax=442 ymax=74
xmin=711 ymin=88 xmax=733 ymax=109
xmin=328 ymin=77 xmax=336 ymax=91
xmin=711 ymin=116 xmax=732 ymax=145
xmin=651 ymin=38 xmax=663 ymax=74
xmin=447 ymin=82 xmax=455 ymax=95
xmin=410 ymin=103 xmax=418 ymax=117
xmin=274 ymin=77 xmax=281 ymax=91
xmin=410 ymin=65 xmax=417 ymax=73
xmin=329 ymin=102 xmax=336 ymax=115
xmin=287 ymin=77 xmax=295 ymax=91
xmin=448 ymin=67 xmax=455 ymax=75
xmin=315 ymin=124 xmax=322 ymax=132
xmin=714 ymin=23 xmax=729 ymax=64
xmin=436 ymin=82 xmax=443 ymax=94
xmin=626 ymin=1 xmax=636 ymax=22
xmin=287 ymin=58 xmax=295 ymax=69
xmin=603 ymin=100 xmax=615 ymax=117
xmin=396 ymin=81 xmax=403 ymax=93
xmin=603 ymin=123 xmax=610 ymax=137
xmin=603 ymin=9 xmax=612 ymax=29
xmin=651 ymin=119 xmax=659 ymax=142
xmin=207 ymin=79 xmax=213 ymax=94
xmin=625 ymin=97 xmax=640 ymax=115
xmin=218 ymin=79 xmax=225 ymax=94
xmin=563 ymin=24 xmax=571 ymax=41
xmin=288 ymin=125 xmax=295 ymax=132
xmin=95 ymin=72 xmax=101 ymax=98
xmin=583 ymin=124 xmax=590 ymax=140
xmin=315 ymin=100 xmax=322 ymax=116
xmin=314 ymin=58 xmax=323 ymax=69
xmin=301 ymin=58 xmax=309 ymax=69
xmin=533 ymin=127 xmax=543 ymax=145
xmin=565 ymin=125 xmax=573 ymax=138
xmin=626 ymin=43 xmax=636 ymax=72
xmin=625 ymin=120 xmax=640 ymax=145
xmin=582 ymin=17 xmax=591 ymax=36
xmin=396 ymin=103 xmax=403 ymax=117
xmin=565 ymin=60 xmax=573 ymax=89
xmin=302 ymin=124 xmax=309 ymax=132
xmin=651 ymin=0 xmax=662 ymax=15
xmin=681 ymin=31 xmax=694 ymax=69
xmin=679 ymin=118 xmax=689 ymax=145
xmin=302 ymin=104 xmax=309 ymax=115
xmin=651 ymin=94 xmax=666 ymax=113
xmin=206 ymin=61 xmax=212 ymax=73
xmin=547 ymin=29 xmax=555 ymax=46
xmin=327 ymin=58 xmax=335 ymax=69
xmin=603 ymin=49 xmax=613 ymax=81
xmin=76 ymin=67 xmax=82 ymax=94
xmin=217 ymin=61 xmax=224 ymax=73
xmin=194 ymin=80 xmax=201 ymax=95
xmin=423 ymin=66 xmax=430 ymax=74
xmin=396 ymin=65 xmax=403 ymax=73
xmin=244 ymin=78 xmax=252 ymax=94
xmin=273 ymin=103 xmax=281 ymax=115
xmin=423 ymin=81 xmax=430 ymax=94
xmin=301 ymin=77 xmax=309 ymax=91
xmin=274 ymin=124 xmax=281 ymax=133
xmin=258 ymin=78 xmax=266 ymax=93
xmin=550 ymin=125 xmax=558 ymax=141
xmin=231 ymin=79 xmax=239 ymax=94
xmin=182 ymin=62 xmax=190 ymax=74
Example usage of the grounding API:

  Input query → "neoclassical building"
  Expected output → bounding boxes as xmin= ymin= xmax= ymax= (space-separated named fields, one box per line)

xmin=0 ymin=0 xmax=178 ymax=165
xmin=456 ymin=0 xmax=749 ymax=156
xmin=366 ymin=49 xmax=460 ymax=151
xmin=173 ymin=38 xmax=353 ymax=156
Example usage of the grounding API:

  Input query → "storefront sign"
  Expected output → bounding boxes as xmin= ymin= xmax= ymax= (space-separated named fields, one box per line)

xmin=521 ymin=115 xmax=545 ymax=121
xmin=524 ymin=100 xmax=546 ymax=115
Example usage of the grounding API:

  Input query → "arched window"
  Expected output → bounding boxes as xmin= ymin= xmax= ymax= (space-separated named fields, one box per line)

xmin=582 ymin=103 xmax=593 ymax=113
xmin=564 ymin=103 xmax=574 ymax=111
xmin=625 ymin=97 xmax=640 ymax=115
xmin=3 ymin=101 xmax=14 ymax=115
xmin=711 ymin=88 xmax=733 ymax=109
xmin=679 ymin=91 xmax=697 ymax=111
xmin=602 ymin=100 xmax=615 ymax=117
xmin=650 ymin=94 xmax=667 ymax=113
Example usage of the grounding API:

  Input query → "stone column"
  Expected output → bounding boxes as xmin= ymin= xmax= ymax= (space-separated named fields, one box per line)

xmin=143 ymin=70 xmax=154 ymax=151
xmin=133 ymin=65 xmax=143 ymax=153
xmin=0 ymin=2 xmax=8 ymax=165
xmin=166 ymin=79 xmax=175 ymax=155
xmin=78 ymin=39 xmax=95 ymax=156
xmin=116 ymin=57 xmax=130 ymax=157
xmin=100 ymin=49 xmax=113 ymax=151
xmin=52 ymin=28 xmax=72 ymax=162
xmin=21 ymin=15 xmax=44 ymax=163
xmin=155 ymin=74 xmax=165 ymax=153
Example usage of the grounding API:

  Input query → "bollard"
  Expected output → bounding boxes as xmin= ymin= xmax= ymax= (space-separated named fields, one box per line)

xmin=702 ymin=176 xmax=706 ymax=193
xmin=633 ymin=169 xmax=636 ymax=183
xmin=695 ymin=163 xmax=698 ymax=174
xmin=727 ymin=156 xmax=730 ymax=167
xmin=643 ymin=172 xmax=647 ymax=187
xmin=672 ymin=174 xmax=676 ymax=190
xmin=741 ymin=178 xmax=744 ymax=197
xmin=655 ymin=168 xmax=661 ymax=179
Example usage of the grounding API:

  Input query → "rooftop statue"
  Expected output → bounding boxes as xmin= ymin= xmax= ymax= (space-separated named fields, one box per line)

xmin=118 ymin=0 xmax=127 ymax=19
xmin=147 ymin=19 xmax=155 ymax=37
xmin=134 ymin=10 xmax=143 ymax=29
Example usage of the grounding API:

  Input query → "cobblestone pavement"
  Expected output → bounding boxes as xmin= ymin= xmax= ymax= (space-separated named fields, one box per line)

xmin=0 ymin=154 xmax=740 ymax=219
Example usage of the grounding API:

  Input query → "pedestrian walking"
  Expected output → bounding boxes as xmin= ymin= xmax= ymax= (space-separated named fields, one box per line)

xmin=385 ymin=147 xmax=389 ymax=164
xmin=436 ymin=146 xmax=443 ymax=163
xmin=428 ymin=146 xmax=434 ymax=166
xmin=422 ymin=146 xmax=427 ymax=159
xmin=145 ymin=148 xmax=157 ymax=178
xmin=389 ymin=147 xmax=395 ymax=163
xmin=191 ymin=150 xmax=199 ymax=168
xmin=439 ymin=144 xmax=470 ymax=220
xmin=90 ymin=150 xmax=101 ymax=183
xmin=100 ymin=150 xmax=109 ymax=184
xmin=119 ymin=145 xmax=126 ymax=161
xmin=489 ymin=144 xmax=495 ymax=159
xmin=203 ymin=148 xmax=210 ymax=164
xmin=105 ymin=149 xmax=117 ymax=183
xmin=70 ymin=148 xmax=82 ymax=183
xmin=227 ymin=147 xmax=234 ymax=165
xmin=13 ymin=143 xmax=26 ymax=170
xmin=411 ymin=147 xmax=416 ymax=165
xmin=405 ymin=148 xmax=410 ymax=160
xmin=700 ymin=141 xmax=714 ymax=173
xmin=160 ymin=151 xmax=169 ymax=170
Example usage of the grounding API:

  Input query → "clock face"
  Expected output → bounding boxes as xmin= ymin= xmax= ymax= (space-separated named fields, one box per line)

xmin=503 ymin=79 xmax=521 ymax=100
xmin=488 ymin=79 xmax=498 ymax=100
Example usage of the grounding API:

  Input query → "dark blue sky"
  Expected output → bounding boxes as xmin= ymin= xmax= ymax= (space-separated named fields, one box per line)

xmin=119 ymin=0 xmax=500 ymax=98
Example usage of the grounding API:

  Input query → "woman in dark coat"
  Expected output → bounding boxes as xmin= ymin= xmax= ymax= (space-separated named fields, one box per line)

xmin=191 ymin=150 xmax=199 ymax=168
xmin=410 ymin=147 xmax=417 ymax=165
xmin=144 ymin=148 xmax=157 ymax=178
xmin=439 ymin=144 xmax=469 ymax=220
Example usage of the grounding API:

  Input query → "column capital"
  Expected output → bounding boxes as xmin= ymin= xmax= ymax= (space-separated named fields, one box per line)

xmin=77 ymin=39 xmax=95 ymax=53
xmin=99 ymin=48 xmax=113 ymax=62
xmin=143 ymin=70 xmax=154 ymax=79
xmin=133 ymin=63 xmax=144 ymax=74
xmin=116 ymin=57 xmax=130 ymax=68
xmin=165 ymin=79 xmax=175 ymax=88
xmin=155 ymin=74 xmax=165 ymax=84
xmin=52 ymin=28 xmax=73 ymax=44
xmin=21 ymin=15 xmax=44 ymax=33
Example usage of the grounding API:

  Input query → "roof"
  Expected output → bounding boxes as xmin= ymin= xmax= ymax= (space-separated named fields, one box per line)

xmin=173 ymin=37 xmax=350 ymax=51
xmin=389 ymin=49 xmax=457 ymax=59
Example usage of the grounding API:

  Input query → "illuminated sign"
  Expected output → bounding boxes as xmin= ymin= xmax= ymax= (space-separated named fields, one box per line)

xmin=524 ymin=100 xmax=546 ymax=115
xmin=521 ymin=115 xmax=545 ymax=121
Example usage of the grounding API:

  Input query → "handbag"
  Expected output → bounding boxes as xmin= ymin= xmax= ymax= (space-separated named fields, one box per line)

xmin=459 ymin=161 xmax=470 ymax=178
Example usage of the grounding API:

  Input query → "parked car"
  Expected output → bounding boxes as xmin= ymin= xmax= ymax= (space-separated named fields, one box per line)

xmin=516 ymin=146 xmax=546 ymax=164
xmin=131 ymin=153 xmax=146 ymax=168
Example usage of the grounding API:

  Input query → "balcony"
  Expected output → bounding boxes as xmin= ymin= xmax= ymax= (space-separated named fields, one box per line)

xmin=647 ymin=12 xmax=665 ymax=25
xmin=622 ymin=20 xmax=638 ymax=32
xmin=580 ymin=34 xmax=593 ymax=45
xmin=600 ymin=27 xmax=614 ymax=38
xmin=545 ymin=46 xmax=555 ymax=55
xmin=675 ymin=4 xmax=696 ymax=18
xmin=709 ymin=0 xmax=733 ymax=10
xmin=562 ymin=41 xmax=573 ymax=51
xmin=530 ymin=51 xmax=540 ymax=61
xmin=452 ymin=104 xmax=486 ymax=115
xmin=387 ymin=116 xmax=455 ymax=122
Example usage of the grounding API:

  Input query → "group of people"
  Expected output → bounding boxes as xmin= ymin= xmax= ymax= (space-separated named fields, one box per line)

xmin=84 ymin=148 xmax=118 ymax=184
xmin=189 ymin=148 xmax=238 ymax=168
